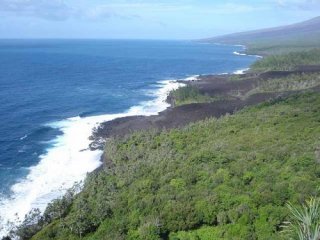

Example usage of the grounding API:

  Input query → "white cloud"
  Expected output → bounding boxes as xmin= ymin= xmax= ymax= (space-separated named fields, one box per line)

xmin=0 ymin=0 xmax=143 ymax=21
xmin=275 ymin=0 xmax=320 ymax=10
xmin=82 ymin=1 xmax=263 ymax=20
xmin=0 ymin=0 xmax=73 ymax=20
xmin=83 ymin=4 xmax=141 ymax=21
xmin=0 ymin=0 xmax=312 ymax=23
xmin=203 ymin=3 xmax=263 ymax=14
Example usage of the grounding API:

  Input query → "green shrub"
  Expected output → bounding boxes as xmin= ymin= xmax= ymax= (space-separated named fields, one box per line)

xmin=31 ymin=92 xmax=320 ymax=239
xmin=170 ymin=85 xmax=218 ymax=106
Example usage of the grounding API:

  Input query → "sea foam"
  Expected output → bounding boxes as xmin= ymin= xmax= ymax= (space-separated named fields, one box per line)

xmin=0 ymin=79 xmax=184 ymax=237
xmin=233 ymin=68 xmax=250 ymax=74
xmin=233 ymin=51 xmax=263 ymax=59
xmin=233 ymin=51 xmax=247 ymax=56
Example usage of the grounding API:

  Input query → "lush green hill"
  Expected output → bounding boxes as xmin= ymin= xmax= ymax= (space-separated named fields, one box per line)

xmin=203 ymin=16 xmax=320 ymax=55
xmin=24 ymin=91 xmax=320 ymax=240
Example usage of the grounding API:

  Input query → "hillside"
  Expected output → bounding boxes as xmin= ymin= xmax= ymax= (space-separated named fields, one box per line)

xmin=29 ymin=91 xmax=320 ymax=240
xmin=6 ymin=24 xmax=320 ymax=240
xmin=204 ymin=16 xmax=320 ymax=55
xmin=8 ymin=50 xmax=320 ymax=239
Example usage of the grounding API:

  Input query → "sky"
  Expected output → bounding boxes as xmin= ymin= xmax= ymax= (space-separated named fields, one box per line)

xmin=0 ymin=0 xmax=319 ymax=39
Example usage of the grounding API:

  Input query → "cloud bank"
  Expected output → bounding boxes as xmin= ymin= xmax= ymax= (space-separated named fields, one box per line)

xmin=0 ymin=0 xmax=279 ymax=22
xmin=275 ymin=0 xmax=320 ymax=10
xmin=0 ymin=0 xmax=73 ymax=20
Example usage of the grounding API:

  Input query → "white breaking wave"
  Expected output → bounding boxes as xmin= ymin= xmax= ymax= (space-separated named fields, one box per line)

xmin=0 ymin=79 xmax=185 ymax=237
xmin=19 ymin=135 xmax=28 ymax=141
xmin=233 ymin=68 xmax=250 ymax=74
xmin=233 ymin=51 xmax=247 ymax=56
xmin=234 ymin=44 xmax=246 ymax=48
xmin=233 ymin=51 xmax=263 ymax=59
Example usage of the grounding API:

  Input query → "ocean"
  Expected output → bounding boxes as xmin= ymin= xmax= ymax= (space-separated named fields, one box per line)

xmin=0 ymin=39 xmax=257 ymax=233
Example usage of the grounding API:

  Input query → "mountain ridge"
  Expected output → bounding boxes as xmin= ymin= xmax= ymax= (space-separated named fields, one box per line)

xmin=205 ymin=16 xmax=320 ymax=43
xmin=203 ymin=16 xmax=320 ymax=54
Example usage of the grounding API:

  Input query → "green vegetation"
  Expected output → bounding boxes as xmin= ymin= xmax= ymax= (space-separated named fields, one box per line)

xmin=169 ymin=50 xmax=320 ymax=107
xmin=283 ymin=198 xmax=320 ymax=240
xmin=8 ymin=42 xmax=320 ymax=240
xmin=172 ymin=72 xmax=320 ymax=105
xmin=250 ymin=49 xmax=320 ymax=72
xmin=252 ymin=73 xmax=320 ymax=92
xmin=228 ymin=74 xmax=247 ymax=81
xmin=246 ymin=36 xmax=320 ymax=56
xmin=207 ymin=16 xmax=320 ymax=56
xmin=241 ymin=73 xmax=320 ymax=99
xmin=26 ymin=92 xmax=320 ymax=240
xmin=170 ymin=85 xmax=220 ymax=106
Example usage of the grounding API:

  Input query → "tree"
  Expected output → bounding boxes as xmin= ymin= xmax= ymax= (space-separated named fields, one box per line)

xmin=15 ymin=209 xmax=43 ymax=240
xmin=67 ymin=197 xmax=93 ymax=238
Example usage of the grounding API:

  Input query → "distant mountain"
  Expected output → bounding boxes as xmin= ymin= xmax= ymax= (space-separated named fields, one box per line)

xmin=204 ymin=16 xmax=320 ymax=54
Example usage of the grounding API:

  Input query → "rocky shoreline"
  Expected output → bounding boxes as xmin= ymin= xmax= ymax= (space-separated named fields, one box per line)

xmin=89 ymin=65 xmax=320 ymax=152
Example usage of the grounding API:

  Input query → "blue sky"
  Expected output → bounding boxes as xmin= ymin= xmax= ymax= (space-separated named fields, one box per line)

xmin=0 ymin=0 xmax=319 ymax=39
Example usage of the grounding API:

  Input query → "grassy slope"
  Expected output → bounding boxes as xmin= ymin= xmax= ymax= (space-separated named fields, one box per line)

xmin=245 ymin=35 xmax=320 ymax=55
xmin=246 ymin=42 xmax=320 ymax=56
xmin=32 ymin=92 xmax=320 ymax=240
xmin=250 ymin=49 xmax=320 ymax=72
xmin=244 ymin=73 xmax=320 ymax=97
xmin=204 ymin=16 xmax=320 ymax=55
xmin=24 ymin=34 xmax=320 ymax=240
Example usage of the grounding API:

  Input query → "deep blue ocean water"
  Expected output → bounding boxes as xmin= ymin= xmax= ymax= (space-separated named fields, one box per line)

xmin=0 ymin=40 xmax=256 ymax=230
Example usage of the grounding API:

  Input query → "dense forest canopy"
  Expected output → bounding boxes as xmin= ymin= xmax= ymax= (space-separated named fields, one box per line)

xmin=21 ymin=91 xmax=320 ymax=240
